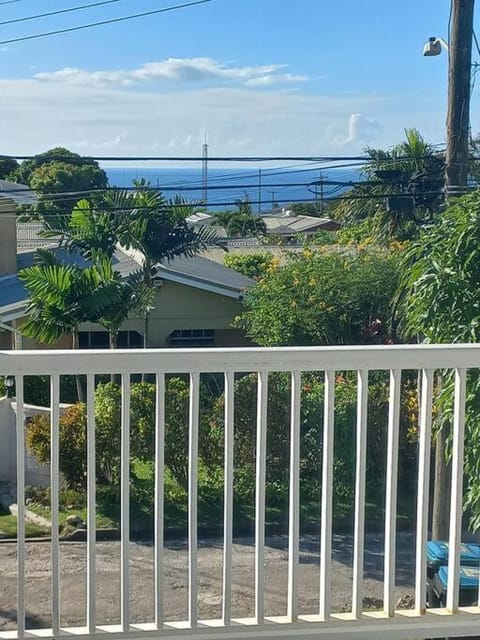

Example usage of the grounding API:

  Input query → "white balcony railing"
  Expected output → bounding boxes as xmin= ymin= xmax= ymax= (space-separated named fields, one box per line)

xmin=1 ymin=344 xmax=480 ymax=640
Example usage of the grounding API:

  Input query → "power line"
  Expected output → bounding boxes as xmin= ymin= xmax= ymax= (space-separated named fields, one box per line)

xmin=0 ymin=0 xmax=24 ymax=5
xmin=0 ymin=180 xmax=342 ymax=197
xmin=0 ymin=0 xmax=214 ymax=45
xmin=0 ymin=177 xmax=441 ymax=199
xmin=0 ymin=0 xmax=129 ymax=27
xmin=0 ymin=191 xmax=450 ymax=218
xmin=9 ymin=154 xmax=444 ymax=162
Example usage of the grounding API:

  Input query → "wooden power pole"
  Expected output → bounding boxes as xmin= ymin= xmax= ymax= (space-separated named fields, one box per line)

xmin=431 ymin=0 xmax=475 ymax=540
xmin=445 ymin=0 xmax=474 ymax=193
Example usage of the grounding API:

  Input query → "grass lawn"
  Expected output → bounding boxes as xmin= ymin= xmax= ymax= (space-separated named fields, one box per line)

xmin=17 ymin=457 xmax=416 ymax=539
xmin=0 ymin=506 xmax=49 ymax=538
xmin=28 ymin=503 xmax=117 ymax=530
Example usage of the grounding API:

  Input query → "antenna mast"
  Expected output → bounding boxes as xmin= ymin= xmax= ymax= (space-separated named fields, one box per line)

xmin=202 ymin=134 xmax=208 ymax=206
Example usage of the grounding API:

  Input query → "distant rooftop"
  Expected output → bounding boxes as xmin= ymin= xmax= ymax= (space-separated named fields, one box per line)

xmin=0 ymin=180 xmax=36 ymax=206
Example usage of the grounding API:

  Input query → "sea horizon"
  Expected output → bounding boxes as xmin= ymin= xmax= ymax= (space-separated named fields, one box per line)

xmin=105 ymin=166 xmax=361 ymax=211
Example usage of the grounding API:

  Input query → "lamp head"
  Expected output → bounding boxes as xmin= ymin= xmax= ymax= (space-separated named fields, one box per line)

xmin=423 ymin=37 xmax=442 ymax=56
xmin=4 ymin=375 xmax=14 ymax=398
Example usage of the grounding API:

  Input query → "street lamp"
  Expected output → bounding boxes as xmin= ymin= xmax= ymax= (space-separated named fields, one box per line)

xmin=4 ymin=376 xmax=15 ymax=398
xmin=423 ymin=2 xmax=474 ymax=195
xmin=423 ymin=36 xmax=449 ymax=56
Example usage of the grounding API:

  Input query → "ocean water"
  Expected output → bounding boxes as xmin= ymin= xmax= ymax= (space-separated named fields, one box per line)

xmin=106 ymin=166 xmax=361 ymax=211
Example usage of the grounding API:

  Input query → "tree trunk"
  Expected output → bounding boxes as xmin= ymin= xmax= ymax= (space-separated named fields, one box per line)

xmin=72 ymin=330 xmax=85 ymax=403
xmin=141 ymin=311 xmax=150 ymax=382
xmin=143 ymin=311 xmax=150 ymax=349
xmin=109 ymin=330 xmax=118 ymax=349
xmin=432 ymin=423 xmax=451 ymax=540
xmin=143 ymin=258 xmax=152 ymax=351
xmin=109 ymin=330 xmax=119 ymax=383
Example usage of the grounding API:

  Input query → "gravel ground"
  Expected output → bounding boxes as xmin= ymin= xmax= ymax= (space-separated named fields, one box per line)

xmin=0 ymin=533 xmax=415 ymax=630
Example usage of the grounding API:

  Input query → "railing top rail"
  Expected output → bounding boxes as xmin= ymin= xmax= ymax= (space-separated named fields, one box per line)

xmin=1 ymin=343 xmax=480 ymax=375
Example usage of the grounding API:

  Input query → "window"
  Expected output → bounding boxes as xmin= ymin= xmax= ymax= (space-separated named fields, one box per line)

xmin=168 ymin=329 xmax=214 ymax=347
xmin=79 ymin=331 xmax=143 ymax=349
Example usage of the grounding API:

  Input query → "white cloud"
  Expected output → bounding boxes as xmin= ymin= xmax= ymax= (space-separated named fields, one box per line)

xmin=342 ymin=113 xmax=381 ymax=145
xmin=244 ymin=73 xmax=307 ymax=87
xmin=0 ymin=72 xmax=453 ymax=160
xmin=34 ymin=57 xmax=308 ymax=88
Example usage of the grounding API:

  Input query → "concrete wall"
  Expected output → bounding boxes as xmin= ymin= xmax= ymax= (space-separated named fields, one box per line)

xmin=0 ymin=199 xmax=17 ymax=277
xmin=0 ymin=398 xmax=70 ymax=488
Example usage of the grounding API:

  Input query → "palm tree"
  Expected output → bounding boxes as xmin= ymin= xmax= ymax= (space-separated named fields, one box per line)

xmin=96 ymin=269 xmax=154 ymax=349
xmin=334 ymin=128 xmax=444 ymax=241
xmin=18 ymin=250 xmax=120 ymax=400
xmin=211 ymin=195 xmax=267 ymax=238
xmin=41 ymin=196 xmax=120 ymax=261
xmin=114 ymin=188 xmax=219 ymax=347
xmin=40 ymin=192 xmax=156 ymax=349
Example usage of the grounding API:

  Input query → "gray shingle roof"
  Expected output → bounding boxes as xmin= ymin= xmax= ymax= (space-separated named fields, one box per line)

xmin=156 ymin=255 xmax=252 ymax=295
xmin=0 ymin=250 xmax=252 ymax=320
xmin=0 ymin=180 xmax=36 ymax=206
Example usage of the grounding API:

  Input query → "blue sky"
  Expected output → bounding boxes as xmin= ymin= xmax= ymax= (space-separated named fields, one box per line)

xmin=0 ymin=0 xmax=477 ymax=160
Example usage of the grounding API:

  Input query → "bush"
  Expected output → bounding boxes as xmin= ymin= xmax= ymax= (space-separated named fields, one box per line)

xmin=205 ymin=372 xmax=417 ymax=516
xmin=25 ymin=379 xmax=217 ymax=490
xmin=224 ymin=252 xmax=275 ymax=280
xmin=23 ymin=375 xmax=79 ymax=406
xmin=238 ymin=247 xmax=401 ymax=346
xmin=26 ymin=404 xmax=87 ymax=487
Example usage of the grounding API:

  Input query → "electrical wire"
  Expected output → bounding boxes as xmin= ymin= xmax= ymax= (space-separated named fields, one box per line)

xmin=0 ymin=176 xmax=437 ymax=199
xmin=9 ymin=154 xmax=445 ymax=162
xmin=0 ymin=190 xmax=451 ymax=218
xmin=0 ymin=0 xmax=213 ymax=45
xmin=118 ymin=161 xmax=332 ymax=190
xmin=0 ymin=0 xmax=24 ymax=5
xmin=0 ymin=0 xmax=130 ymax=27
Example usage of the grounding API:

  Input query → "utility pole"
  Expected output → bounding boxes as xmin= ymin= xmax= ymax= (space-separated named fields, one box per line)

xmin=201 ymin=136 xmax=208 ymax=206
xmin=430 ymin=0 xmax=474 ymax=540
xmin=445 ymin=0 xmax=474 ymax=193
xmin=269 ymin=190 xmax=276 ymax=210
xmin=318 ymin=171 xmax=326 ymax=216
xmin=258 ymin=168 xmax=262 ymax=213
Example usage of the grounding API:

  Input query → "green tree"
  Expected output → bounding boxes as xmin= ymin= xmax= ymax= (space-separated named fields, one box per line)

xmin=211 ymin=210 xmax=267 ymax=238
xmin=115 ymin=188 xmax=218 ymax=347
xmin=18 ymin=250 xmax=120 ymax=399
xmin=41 ymin=197 xmax=119 ymax=262
xmin=287 ymin=201 xmax=329 ymax=217
xmin=210 ymin=194 xmax=267 ymax=237
xmin=223 ymin=252 xmax=275 ymax=279
xmin=334 ymin=129 xmax=444 ymax=242
xmin=12 ymin=147 xmax=108 ymax=215
xmin=238 ymin=248 xmax=400 ymax=346
xmin=0 ymin=156 xmax=19 ymax=180
xmin=40 ymin=195 xmax=155 ymax=348
xmin=398 ymin=189 xmax=480 ymax=531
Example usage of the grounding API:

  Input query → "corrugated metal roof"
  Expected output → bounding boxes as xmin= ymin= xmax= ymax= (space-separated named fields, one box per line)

xmin=262 ymin=215 xmax=340 ymax=234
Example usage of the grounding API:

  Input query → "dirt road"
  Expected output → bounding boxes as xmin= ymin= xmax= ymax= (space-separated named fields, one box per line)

xmin=0 ymin=533 xmax=415 ymax=630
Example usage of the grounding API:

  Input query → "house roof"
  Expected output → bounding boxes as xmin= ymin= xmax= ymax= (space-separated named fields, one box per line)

xmin=0 ymin=180 xmax=36 ymax=206
xmin=155 ymin=255 xmax=252 ymax=299
xmin=261 ymin=215 xmax=340 ymax=234
xmin=0 ymin=249 xmax=252 ymax=322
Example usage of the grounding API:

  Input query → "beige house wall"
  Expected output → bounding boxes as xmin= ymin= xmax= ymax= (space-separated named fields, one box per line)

xmin=75 ymin=280 xmax=251 ymax=347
